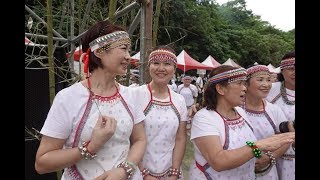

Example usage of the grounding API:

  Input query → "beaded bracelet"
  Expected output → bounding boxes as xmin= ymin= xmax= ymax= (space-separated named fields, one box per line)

xmin=141 ymin=168 xmax=150 ymax=177
xmin=117 ymin=161 xmax=135 ymax=180
xmin=255 ymin=151 xmax=276 ymax=176
xmin=78 ymin=141 xmax=97 ymax=160
xmin=168 ymin=168 xmax=182 ymax=178
xmin=127 ymin=160 xmax=138 ymax=170
xmin=246 ymin=141 xmax=262 ymax=158
xmin=265 ymin=151 xmax=276 ymax=165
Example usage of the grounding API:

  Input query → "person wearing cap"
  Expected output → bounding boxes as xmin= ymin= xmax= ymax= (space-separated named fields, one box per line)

xmin=177 ymin=76 xmax=198 ymax=109
xmin=35 ymin=20 xmax=147 ymax=180
xmin=266 ymin=51 xmax=295 ymax=180
xmin=177 ymin=75 xmax=198 ymax=135
xmin=188 ymin=65 xmax=295 ymax=180
xmin=243 ymin=64 xmax=292 ymax=179
xmin=133 ymin=45 xmax=188 ymax=179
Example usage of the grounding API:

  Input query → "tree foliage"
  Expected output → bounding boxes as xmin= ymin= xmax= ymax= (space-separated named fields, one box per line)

xmin=25 ymin=0 xmax=295 ymax=69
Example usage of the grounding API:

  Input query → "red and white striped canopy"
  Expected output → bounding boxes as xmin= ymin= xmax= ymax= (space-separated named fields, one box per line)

xmin=176 ymin=50 xmax=212 ymax=72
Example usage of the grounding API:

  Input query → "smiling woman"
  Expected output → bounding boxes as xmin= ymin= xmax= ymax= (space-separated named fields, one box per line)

xmin=188 ymin=65 xmax=295 ymax=180
xmin=266 ymin=51 xmax=295 ymax=180
xmin=132 ymin=45 xmax=189 ymax=179
xmin=243 ymin=64 xmax=291 ymax=179
xmin=35 ymin=20 xmax=147 ymax=180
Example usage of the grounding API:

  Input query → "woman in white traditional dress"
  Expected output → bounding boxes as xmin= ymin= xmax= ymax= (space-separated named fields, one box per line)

xmin=266 ymin=51 xmax=295 ymax=180
xmin=188 ymin=65 xmax=295 ymax=180
xmin=243 ymin=65 xmax=292 ymax=180
xmin=35 ymin=20 xmax=146 ymax=180
xmin=133 ymin=46 xmax=188 ymax=179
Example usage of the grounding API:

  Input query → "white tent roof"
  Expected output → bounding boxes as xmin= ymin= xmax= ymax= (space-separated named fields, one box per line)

xmin=267 ymin=63 xmax=280 ymax=73
xmin=201 ymin=55 xmax=221 ymax=68
xmin=222 ymin=58 xmax=240 ymax=67
xmin=271 ymin=67 xmax=281 ymax=73
xmin=267 ymin=63 xmax=275 ymax=70
xmin=131 ymin=52 xmax=140 ymax=61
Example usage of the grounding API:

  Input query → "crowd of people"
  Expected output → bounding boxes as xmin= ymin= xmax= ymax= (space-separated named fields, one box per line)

xmin=35 ymin=20 xmax=295 ymax=180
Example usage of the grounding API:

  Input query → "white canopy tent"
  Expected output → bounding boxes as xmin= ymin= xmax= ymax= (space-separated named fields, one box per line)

xmin=267 ymin=63 xmax=281 ymax=73
xmin=222 ymin=58 xmax=241 ymax=67
xmin=201 ymin=55 xmax=221 ymax=68
xmin=131 ymin=51 xmax=140 ymax=61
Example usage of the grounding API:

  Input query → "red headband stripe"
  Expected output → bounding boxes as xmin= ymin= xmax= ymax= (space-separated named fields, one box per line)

xmin=280 ymin=57 xmax=295 ymax=70
xmin=148 ymin=49 xmax=177 ymax=64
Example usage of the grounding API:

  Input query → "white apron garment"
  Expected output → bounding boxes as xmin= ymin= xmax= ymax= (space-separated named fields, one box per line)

xmin=267 ymin=82 xmax=295 ymax=122
xmin=177 ymin=84 xmax=197 ymax=107
xmin=266 ymin=82 xmax=295 ymax=180
xmin=190 ymin=108 xmax=257 ymax=180
xmin=244 ymin=102 xmax=280 ymax=180
xmin=141 ymin=84 xmax=183 ymax=179
xmin=64 ymin=86 xmax=143 ymax=180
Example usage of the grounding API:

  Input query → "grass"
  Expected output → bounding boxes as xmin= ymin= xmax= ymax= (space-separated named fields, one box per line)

xmin=182 ymin=138 xmax=194 ymax=180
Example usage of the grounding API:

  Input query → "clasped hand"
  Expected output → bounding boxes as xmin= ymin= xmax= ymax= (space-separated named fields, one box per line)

xmin=88 ymin=115 xmax=117 ymax=153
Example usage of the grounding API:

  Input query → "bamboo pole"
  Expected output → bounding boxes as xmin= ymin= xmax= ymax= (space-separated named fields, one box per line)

xmin=108 ymin=0 xmax=117 ymax=22
xmin=152 ymin=0 xmax=161 ymax=47
xmin=143 ymin=0 xmax=153 ymax=83
xmin=46 ymin=0 xmax=55 ymax=105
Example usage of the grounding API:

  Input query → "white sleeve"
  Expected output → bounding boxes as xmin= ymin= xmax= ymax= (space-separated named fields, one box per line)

xmin=127 ymin=87 xmax=146 ymax=125
xmin=177 ymin=94 xmax=188 ymax=122
xmin=196 ymin=77 xmax=200 ymax=84
xmin=190 ymin=110 xmax=220 ymax=140
xmin=191 ymin=85 xmax=198 ymax=97
xmin=40 ymin=92 xmax=72 ymax=139
xmin=132 ymin=102 xmax=146 ymax=125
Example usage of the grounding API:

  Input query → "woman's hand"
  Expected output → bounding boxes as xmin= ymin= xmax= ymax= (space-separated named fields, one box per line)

xmin=288 ymin=121 xmax=295 ymax=132
xmin=88 ymin=116 xmax=117 ymax=153
xmin=255 ymin=154 xmax=270 ymax=170
xmin=256 ymin=132 xmax=295 ymax=151
xmin=188 ymin=103 xmax=199 ymax=118
xmin=95 ymin=168 xmax=127 ymax=180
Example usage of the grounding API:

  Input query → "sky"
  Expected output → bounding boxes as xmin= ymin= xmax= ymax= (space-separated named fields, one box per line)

xmin=215 ymin=0 xmax=295 ymax=31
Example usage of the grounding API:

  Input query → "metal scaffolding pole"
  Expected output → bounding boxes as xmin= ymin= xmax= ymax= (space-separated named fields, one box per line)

xmin=25 ymin=5 xmax=64 ymax=39
xmin=25 ymin=33 xmax=68 ymax=42
xmin=128 ymin=9 xmax=141 ymax=36
xmin=106 ymin=1 xmax=140 ymax=21
xmin=61 ymin=1 xmax=140 ymax=48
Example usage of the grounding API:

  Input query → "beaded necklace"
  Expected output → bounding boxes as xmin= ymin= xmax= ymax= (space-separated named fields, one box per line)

xmin=280 ymin=81 xmax=295 ymax=105
xmin=86 ymin=78 xmax=120 ymax=117
xmin=216 ymin=109 xmax=246 ymax=130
